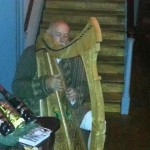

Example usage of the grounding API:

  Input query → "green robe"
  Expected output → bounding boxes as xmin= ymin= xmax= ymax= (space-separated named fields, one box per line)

xmin=12 ymin=45 xmax=53 ymax=115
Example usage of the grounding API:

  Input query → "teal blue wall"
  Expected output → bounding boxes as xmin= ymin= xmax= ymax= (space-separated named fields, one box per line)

xmin=0 ymin=0 xmax=24 ymax=93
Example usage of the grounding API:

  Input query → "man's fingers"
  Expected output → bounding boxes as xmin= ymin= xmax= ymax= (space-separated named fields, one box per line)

xmin=52 ymin=77 xmax=64 ymax=91
xmin=66 ymin=88 xmax=77 ymax=101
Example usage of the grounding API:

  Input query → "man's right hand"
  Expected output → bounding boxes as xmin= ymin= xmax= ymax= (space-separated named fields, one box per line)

xmin=45 ymin=74 xmax=64 ymax=92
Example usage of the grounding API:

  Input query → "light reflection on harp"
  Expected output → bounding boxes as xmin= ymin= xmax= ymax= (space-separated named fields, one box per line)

xmin=36 ymin=17 xmax=106 ymax=150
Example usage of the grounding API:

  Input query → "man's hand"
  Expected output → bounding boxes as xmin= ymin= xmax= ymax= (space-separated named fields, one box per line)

xmin=45 ymin=74 xmax=64 ymax=92
xmin=66 ymin=87 xmax=77 ymax=104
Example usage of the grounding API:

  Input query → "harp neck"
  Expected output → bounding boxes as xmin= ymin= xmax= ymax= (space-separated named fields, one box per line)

xmin=36 ymin=17 xmax=102 ymax=59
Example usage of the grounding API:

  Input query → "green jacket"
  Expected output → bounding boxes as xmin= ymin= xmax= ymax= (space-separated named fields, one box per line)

xmin=12 ymin=45 xmax=53 ymax=115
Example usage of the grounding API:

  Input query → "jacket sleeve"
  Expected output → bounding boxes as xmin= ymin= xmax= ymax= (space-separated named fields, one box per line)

xmin=12 ymin=45 xmax=53 ymax=99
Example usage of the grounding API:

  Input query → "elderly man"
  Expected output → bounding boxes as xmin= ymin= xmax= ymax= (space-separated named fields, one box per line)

xmin=12 ymin=20 xmax=92 ymax=149
xmin=12 ymin=20 xmax=69 ymax=115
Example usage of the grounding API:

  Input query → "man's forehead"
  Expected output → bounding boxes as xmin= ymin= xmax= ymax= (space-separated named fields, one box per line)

xmin=53 ymin=22 xmax=70 ymax=32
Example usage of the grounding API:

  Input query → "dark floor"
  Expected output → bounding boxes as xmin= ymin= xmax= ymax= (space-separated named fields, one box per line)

xmin=104 ymin=38 xmax=150 ymax=150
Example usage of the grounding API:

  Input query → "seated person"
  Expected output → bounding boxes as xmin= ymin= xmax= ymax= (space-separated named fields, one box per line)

xmin=12 ymin=20 xmax=92 ymax=149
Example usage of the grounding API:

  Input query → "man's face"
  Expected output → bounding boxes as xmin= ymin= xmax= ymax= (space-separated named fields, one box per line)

xmin=51 ymin=22 xmax=70 ymax=46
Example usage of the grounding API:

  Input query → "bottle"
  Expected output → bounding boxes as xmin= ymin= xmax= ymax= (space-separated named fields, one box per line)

xmin=0 ymin=110 xmax=14 ymax=136
xmin=8 ymin=97 xmax=36 ymax=123
xmin=0 ymin=101 xmax=25 ymax=129
xmin=0 ymin=84 xmax=36 ymax=123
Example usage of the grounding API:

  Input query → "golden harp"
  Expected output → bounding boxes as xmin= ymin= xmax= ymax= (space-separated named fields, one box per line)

xmin=36 ymin=17 xmax=106 ymax=150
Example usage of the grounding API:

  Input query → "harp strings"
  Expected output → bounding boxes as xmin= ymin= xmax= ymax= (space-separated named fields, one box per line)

xmin=69 ymin=56 xmax=87 ymax=142
xmin=59 ymin=56 xmax=87 ymax=146
xmin=73 ymin=56 xmax=85 ymax=122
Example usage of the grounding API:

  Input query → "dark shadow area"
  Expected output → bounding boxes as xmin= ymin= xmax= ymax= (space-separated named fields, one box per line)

xmin=104 ymin=38 xmax=150 ymax=150
xmin=104 ymin=0 xmax=150 ymax=149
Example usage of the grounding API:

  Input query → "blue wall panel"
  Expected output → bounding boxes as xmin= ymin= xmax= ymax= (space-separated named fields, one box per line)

xmin=0 ymin=0 xmax=24 ymax=93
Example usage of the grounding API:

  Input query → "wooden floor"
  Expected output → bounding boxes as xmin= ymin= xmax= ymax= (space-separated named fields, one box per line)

xmin=104 ymin=38 xmax=150 ymax=150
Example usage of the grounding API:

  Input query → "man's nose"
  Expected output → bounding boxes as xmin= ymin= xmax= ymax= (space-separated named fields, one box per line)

xmin=60 ymin=36 xmax=65 ymax=43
